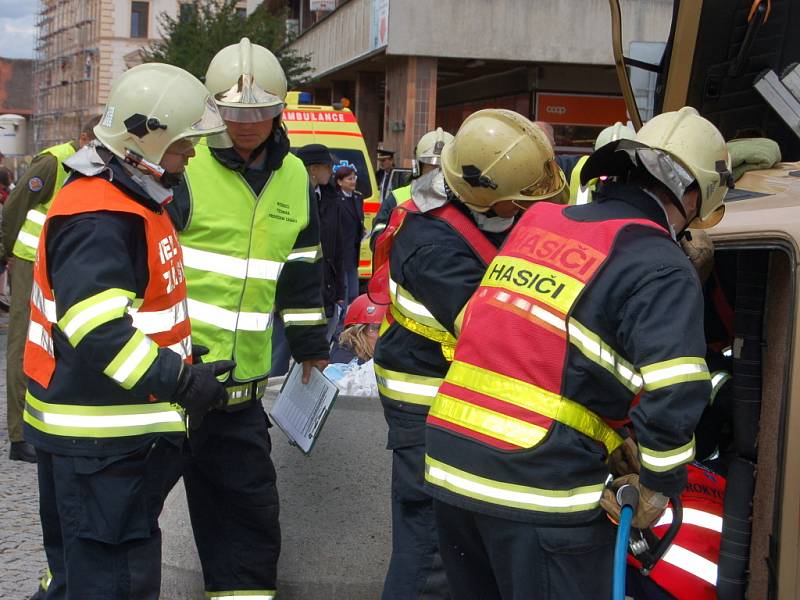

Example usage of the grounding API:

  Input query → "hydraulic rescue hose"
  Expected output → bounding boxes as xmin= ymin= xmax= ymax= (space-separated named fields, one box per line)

xmin=612 ymin=485 xmax=639 ymax=600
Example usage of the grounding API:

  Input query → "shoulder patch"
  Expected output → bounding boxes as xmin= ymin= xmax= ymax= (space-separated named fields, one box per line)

xmin=28 ymin=177 xmax=44 ymax=192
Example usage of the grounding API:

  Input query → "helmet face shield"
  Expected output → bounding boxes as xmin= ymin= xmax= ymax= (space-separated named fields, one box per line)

xmin=518 ymin=159 xmax=566 ymax=202
xmin=218 ymin=104 xmax=284 ymax=123
xmin=636 ymin=148 xmax=696 ymax=206
xmin=189 ymin=96 xmax=227 ymax=134
xmin=418 ymin=155 xmax=442 ymax=166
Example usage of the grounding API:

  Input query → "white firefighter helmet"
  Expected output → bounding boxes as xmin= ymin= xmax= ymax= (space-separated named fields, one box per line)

xmin=594 ymin=121 xmax=635 ymax=151
xmin=205 ymin=37 xmax=287 ymax=123
xmin=635 ymin=107 xmax=732 ymax=228
xmin=93 ymin=63 xmax=226 ymax=164
xmin=416 ymin=127 xmax=454 ymax=166
xmin=441 ymin=109 xmax=566 ymax=212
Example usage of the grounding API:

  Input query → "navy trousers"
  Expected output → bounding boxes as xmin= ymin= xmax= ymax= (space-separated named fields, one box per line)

xmin=37 ymin=439 xmax=182 ymax=600
xmin=382 ymin=411 xmax=450 ymax=600
xmin=183 ymin=401 xmax=280 ymax=597
xmin=434 ymin=501 xmax=616 ymax=600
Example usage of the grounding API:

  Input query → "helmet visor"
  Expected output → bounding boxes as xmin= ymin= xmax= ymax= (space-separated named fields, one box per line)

xmin=519 ymin=159 xmax=566 ymax=201
xmin=636 ymin=148 xmax=696 ymax=205
xmin=189 ymin=96 xmax=227 ymax=134
xmin=418 ymin=155 xmax=442 ymax=166
xmin=218 ymin=104 xmax=284 ymax=123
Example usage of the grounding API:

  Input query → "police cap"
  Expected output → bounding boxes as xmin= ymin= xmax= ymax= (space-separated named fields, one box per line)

xmin=297 ymin=144 xmax=333 ymax=166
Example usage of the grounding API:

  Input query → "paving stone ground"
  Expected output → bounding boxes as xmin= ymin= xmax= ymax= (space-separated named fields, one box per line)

xmin=0 ymin=308 xmax=392 ymax=599
xmin=0 ymin=312 xmax=47 ymax=599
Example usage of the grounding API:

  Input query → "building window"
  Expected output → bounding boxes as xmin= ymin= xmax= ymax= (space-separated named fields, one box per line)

xmin=179 ymin=2 xmax=194 ymax=23
xmin=131 ymin=1 xmax=149 ymax=38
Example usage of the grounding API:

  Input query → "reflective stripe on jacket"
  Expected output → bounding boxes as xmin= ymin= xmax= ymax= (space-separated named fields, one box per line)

xmin=374 ymin=198 xmax=498 ymax=411
xmin=23 ymin=177 xmax=189 ymax=442
xmin=12 ymin=142 xmax=76 ymax=261
xmin=567 ymin=154 xmax=594 ymax=205
xmin=425 ymin=201 xmax=707 ymax=520
xmin=181 ymin=144 xmax=310 ymax=382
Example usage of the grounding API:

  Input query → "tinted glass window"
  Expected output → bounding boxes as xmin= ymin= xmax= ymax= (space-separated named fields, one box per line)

xmin=293 ymin=147 xmax=373 ymax=199
xmin=390 ymin=169 xmax=412 ymax=190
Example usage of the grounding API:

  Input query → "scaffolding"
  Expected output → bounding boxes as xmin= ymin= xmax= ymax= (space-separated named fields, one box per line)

xmin=32 ymin=0 xmax=102 ymax=151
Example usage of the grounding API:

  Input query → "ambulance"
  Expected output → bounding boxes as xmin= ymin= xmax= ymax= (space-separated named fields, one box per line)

xmin=283 ymin=91 xmax=379 ymax=279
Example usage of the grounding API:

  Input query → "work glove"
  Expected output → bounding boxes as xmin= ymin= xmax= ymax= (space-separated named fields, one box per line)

xmin=173 ymin=360 xmax=235 ymax=430
xmin=600 ymin=474 xmax=668 ymax=529
xmin=607 ymin=437 xmax=641 ymax=477
xmin=680 ymin=229 xmax=715 ymax=284
xmin=191 ymin=344 xmax=210 ymax=364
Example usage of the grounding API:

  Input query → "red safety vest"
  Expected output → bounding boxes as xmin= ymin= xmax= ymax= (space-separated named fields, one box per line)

xmin=629 ymin=464 xmax=724 ymax=599
xmin=368 ymin=197 xmax=419 ymax=305
xmin=425 ymin=203 xmax=668 ymax=515
xmin=369 ymin=198 xmax=497 ymax=306
xmin=24 ymin=177 xmax=191 ymax=388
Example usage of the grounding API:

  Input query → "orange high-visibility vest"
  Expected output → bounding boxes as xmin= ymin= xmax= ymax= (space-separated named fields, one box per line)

xmin=24 ymin=177 xmax=191 ymax=388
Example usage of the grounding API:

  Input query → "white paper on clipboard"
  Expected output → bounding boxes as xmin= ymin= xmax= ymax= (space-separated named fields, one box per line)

xmin=270 ymin=363 xmax=339 ymax=454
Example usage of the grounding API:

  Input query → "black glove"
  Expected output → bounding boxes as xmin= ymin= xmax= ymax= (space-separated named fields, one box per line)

xmin=173 ymin=360 xmax=235 ymax=429
xmin=191 ymin=344 xmax=210 ymax=364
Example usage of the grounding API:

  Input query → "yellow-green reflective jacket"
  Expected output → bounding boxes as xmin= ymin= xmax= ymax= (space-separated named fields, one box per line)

xmin=12 ymin=142 xmax=76 ymax=261
xmin=180 ymin=144 xmax=310 ymax=382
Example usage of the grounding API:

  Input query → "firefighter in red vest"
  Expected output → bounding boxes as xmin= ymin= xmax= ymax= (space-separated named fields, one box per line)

xmin=373 ymin=109 xmax=566 ymax=599
xmin=22 ymin=63 xmax=235 ymax=599
xmin=423 ymin=107 xmax=734 ymax=599
xmin=623 ymin=232 xmax=731 ymax=600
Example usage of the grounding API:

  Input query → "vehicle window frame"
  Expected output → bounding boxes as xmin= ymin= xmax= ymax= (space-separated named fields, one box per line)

xmin=711 ymin=239 xmax=796 ymax=598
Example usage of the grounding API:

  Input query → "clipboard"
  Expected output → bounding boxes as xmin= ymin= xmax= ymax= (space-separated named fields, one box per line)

xmin=270 ymin=362 xmax=339 ymax=454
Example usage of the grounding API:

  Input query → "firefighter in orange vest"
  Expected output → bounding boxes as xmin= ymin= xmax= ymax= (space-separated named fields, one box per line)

xmin=22 ymin=63 xmax=234 ymax=599
xmin=423 ymin=107 xmax=734 ymax=599
xmin=373 ymin=110 xmax=566 ymax=599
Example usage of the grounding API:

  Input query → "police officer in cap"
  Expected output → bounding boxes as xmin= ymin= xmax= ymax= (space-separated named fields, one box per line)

xmin=376 ymin=148 xmax=396 ymax=203
xmin=297 ymin=143 xmax=345 ymax=343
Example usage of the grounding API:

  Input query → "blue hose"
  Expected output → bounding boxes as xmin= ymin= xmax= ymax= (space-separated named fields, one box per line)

xmin=612 ymin=504 xmax=634 ymax=600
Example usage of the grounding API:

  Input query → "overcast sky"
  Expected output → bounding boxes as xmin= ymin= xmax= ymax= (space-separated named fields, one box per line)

xmin=0 ymin=0 xmax=36 ymax=59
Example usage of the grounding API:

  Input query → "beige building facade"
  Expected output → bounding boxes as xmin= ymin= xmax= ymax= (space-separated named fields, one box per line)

xmin=34 ymin=0 xmax=178 ymax=148
xmin=285 ymin=0 xmax=673 ymax=164
xmin=32 ymin=0 xmax=248 ymax=149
